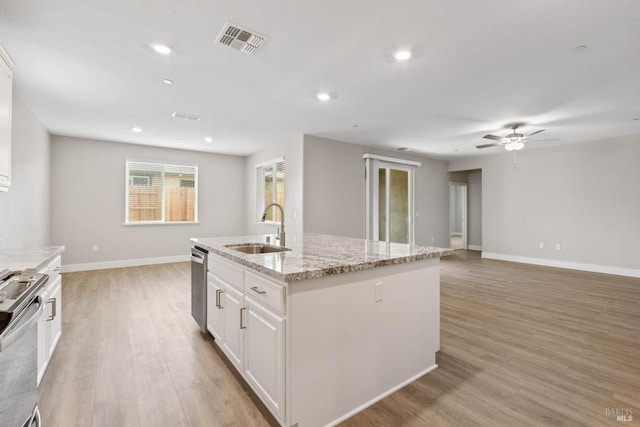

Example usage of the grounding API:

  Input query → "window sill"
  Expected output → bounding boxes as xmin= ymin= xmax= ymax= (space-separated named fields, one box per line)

xmin=123 ymin=221 xmax=200 ymax=227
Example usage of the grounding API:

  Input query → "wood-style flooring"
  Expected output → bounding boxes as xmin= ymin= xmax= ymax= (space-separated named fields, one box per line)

xmin=39 ymin=251 xmax=640 ymax=426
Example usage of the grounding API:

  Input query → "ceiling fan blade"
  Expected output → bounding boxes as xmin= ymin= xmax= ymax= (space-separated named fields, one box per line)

xmin=527 ymin=129 xmax=545 ymax=137
xmin=483 ymin=134 xmax=504 ymax=141
xmin=476 ymin=142 xmax=502 ymax=149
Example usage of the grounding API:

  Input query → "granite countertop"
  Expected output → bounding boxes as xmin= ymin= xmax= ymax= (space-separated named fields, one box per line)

xmin=0 ymin=246 xmax=66 ymax=272
xmin=191 ymin=233 xmax=453 ymax=282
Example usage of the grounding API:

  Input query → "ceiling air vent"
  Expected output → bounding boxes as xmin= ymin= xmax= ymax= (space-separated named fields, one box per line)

xmin=172 ymin=112 xmax=203 ymax=121
xmin=216 ymin=22 xmax=266 ymax=55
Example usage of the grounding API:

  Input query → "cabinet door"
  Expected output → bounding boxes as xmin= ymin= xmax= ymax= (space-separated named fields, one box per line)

xmin=206 ymin=273 xmax=224 ymax=342
xmin=220 ymin=282 xmax=244 ymax=372
xmin=37 ymin=300 xmax=49 ymax=386
xmin=48 ymin=277 xmax=62 ymax=357
xmin=244 ymin=297 xmax=286 ymax=420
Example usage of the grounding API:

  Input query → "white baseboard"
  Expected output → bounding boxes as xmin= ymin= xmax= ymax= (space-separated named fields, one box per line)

xmin=481 ymin=252 xmax=640 ymax=279
xmin=467 ymin=244 xmax=482 ymax=251
xmin=63 ymin=255 xmax=190 ymax=273
xmin=327 ymin=364 xmax=438 ymax=426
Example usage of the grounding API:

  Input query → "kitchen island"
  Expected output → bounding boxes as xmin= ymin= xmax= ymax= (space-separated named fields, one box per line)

xmin=191 ymin=233 xmax=452 ymax=427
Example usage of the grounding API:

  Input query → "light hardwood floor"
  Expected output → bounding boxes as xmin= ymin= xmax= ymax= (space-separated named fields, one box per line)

xmin=39 ymin=252 xmax=640 ymax=426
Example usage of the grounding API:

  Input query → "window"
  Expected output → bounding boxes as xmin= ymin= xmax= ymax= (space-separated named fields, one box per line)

xmin=257 ymin=157 xmax=285 ymax=223
xmin=126 ymin=160 xmax=198 ymax=224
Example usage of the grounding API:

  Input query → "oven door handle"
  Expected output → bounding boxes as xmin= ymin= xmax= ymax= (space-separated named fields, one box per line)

xmin=0 ymin=296 xmax=44 ymax=352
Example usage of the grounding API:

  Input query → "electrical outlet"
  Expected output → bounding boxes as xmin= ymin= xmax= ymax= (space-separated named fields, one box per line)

xmin=375 ymin=282 xmax=383 ymax=302
xmin=555 ymin=243 xmax=561 ymax=251
xmin=539 ymin=242 xmax=544 ymax=249
xmin=431 ymin=236 xmax=435 ymax=242
xmin=92 ymin=245 xmax=98 ymax=251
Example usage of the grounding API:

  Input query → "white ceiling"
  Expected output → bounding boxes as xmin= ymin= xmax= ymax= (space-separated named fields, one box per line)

xmin=1 ymin=0 xmax=639 ymax=160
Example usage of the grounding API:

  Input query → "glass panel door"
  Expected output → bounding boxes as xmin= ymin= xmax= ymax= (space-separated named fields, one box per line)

xmin=365 ymin=157 xmax=415 ymax=245
xmin=389 ymin=168 xmax=409 ymax=244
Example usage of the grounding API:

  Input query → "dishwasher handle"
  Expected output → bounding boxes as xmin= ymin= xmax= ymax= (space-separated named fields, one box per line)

xmin=191 ymin=254 xmax=205 ymax=264
xmin=0 ymin=296 xmax=44 ymax=352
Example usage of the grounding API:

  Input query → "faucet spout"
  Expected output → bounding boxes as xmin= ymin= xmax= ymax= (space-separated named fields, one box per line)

xmin=261 ymin=203 xmax=285 ymax=247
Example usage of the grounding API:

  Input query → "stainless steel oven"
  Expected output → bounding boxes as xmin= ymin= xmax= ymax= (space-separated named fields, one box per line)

xmin=0 ymin=270 xmax=47 ymax=427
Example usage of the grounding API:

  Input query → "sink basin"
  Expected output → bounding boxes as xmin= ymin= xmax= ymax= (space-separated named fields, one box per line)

xmin=225 ymin=243 xmax=291 ymax=254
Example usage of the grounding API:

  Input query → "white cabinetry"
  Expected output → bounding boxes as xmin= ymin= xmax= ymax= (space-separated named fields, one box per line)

xmin=36 ymin=255 xmax=63 ymax=385
xmin=0 ymin=42 xmax=14 ymax=192
xmin=206 ymin=254 xmax=286 ymax=424
xmin=206 ymin=273 xmax=224 ymax=341
xmin=220 ymin=282 xmax=245 ymax=372
xmin=244 ymin=296 xmax=285 ymax=420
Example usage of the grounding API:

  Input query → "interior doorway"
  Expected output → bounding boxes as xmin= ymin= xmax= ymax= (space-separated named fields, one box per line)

xmin=449 ymin=182 xmax=467 ymax=250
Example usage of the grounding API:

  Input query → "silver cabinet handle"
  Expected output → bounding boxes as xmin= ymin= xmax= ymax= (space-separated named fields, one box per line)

xmin=250 ymin=286 xmax=266 ymax=295
xmin=240 ymin=307 xmax=247 ymax=329
xmin=47 ymin=297 xmax=57 ymax=321
xmin=54 ymin=266 xmax=62 ymax=272
xmin=215 ymin=289 xmax=221 ymax=308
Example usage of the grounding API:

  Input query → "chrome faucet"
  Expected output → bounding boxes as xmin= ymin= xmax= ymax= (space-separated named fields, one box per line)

xmin=261 ymin=203 xmax=285 ymax=247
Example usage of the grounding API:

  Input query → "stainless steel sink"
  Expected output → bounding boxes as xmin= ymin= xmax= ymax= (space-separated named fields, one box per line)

xmin=224 ymin=243 xmax=291 ymax=254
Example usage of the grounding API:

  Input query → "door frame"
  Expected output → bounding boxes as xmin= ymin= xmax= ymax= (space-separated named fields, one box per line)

xmin=449 ymin=181 xmax=467 ymax=250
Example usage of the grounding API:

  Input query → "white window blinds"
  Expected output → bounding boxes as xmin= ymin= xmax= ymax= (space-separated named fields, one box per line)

xmin=126 ymin=160 xmax=198 ymax=223
xmin=257 ymin=158 xmax=285 ymax=222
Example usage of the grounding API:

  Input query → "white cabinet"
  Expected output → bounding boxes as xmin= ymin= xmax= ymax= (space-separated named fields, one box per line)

xmin=206 ymin=253 xmax=286 ymax=424
xmin=244 ymin=296 xmax=285 ymax=421
xmin=36 ymin=255 xmax=63 ymax=385
xmin=48 ymin=280 xmax=62 ymax=356
xmin=0 ymin=42 xmax=14 ymax=192
xmin=220 ymin=282 xmax=245 ymax=372
xmin=206 ymin=273 xmax=224 ymax=342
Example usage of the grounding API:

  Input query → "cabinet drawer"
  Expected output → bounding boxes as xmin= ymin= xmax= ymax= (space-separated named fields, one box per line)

xmin=245 ymin=271 xmax=285 ymax=314
xmin=38 ymin=255 xmax=62 ymax=283
xmin=209 ymin=255 xmax=244 ymax=290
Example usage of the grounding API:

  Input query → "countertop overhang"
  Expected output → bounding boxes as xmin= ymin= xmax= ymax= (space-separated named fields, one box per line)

xmin=0 ymin=246 xmax=66 ymax=272
xmin=191 ymin=233 xmax=453 ymax=282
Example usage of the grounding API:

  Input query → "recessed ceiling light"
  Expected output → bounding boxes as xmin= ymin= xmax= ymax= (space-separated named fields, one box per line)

xmin=131 ymin=126 xmax=143 ymax=133
xmin=204 ymin=137 xmax=213 ymax=143
xmin=571 ymin=45 xmax=587 ymax=53
xmin=152 ymin=44 xmax=172 ymax=55
xmin=163 ymin=79 xmax=174 ymax=85
xmin=317 ymin=92 xmax=331 ymax=101
xmin=394 ymin=50 xmax=411 ymax=61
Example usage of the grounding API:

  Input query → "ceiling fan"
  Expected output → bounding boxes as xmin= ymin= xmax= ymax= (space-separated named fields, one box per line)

xmin=476 ymin=123 xmax=545 ymax=151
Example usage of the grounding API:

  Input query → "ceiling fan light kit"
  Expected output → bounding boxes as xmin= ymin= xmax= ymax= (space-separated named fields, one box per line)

xmin=504 ymin=141 xmax=524 ymax=151
xmin=476 ymin=123 xmax=545 ymax=151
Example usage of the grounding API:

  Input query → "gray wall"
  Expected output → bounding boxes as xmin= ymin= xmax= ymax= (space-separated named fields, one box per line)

xmin=51 ymin=136 xmax=245 ymax=265
xmin=0 ymin=96 xmax=50 ymax=248
xmin=244 ymin=136 xmax=304 ymax=236
xmin=448 ymin=134 xmax=640 ymax=270
xmin=467 ymin=169 xmax=482 ymax=248
xmin=303 ymin=135 xmax=450 ymax=247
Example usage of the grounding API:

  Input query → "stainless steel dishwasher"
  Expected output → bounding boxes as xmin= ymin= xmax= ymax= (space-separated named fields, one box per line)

xmin=190 ymin=246 xmax=208 ymax=333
